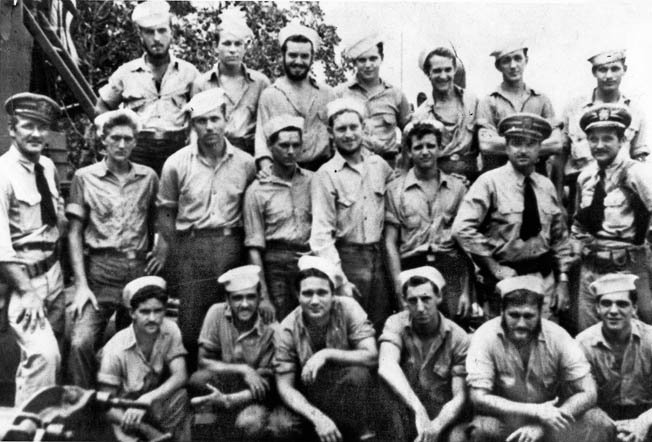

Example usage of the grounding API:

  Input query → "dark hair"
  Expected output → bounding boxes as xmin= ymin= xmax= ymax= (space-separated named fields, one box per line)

xmin=269 ymin=127 xmax=303 ymax=145
xmin=226 ymin=283 xmax=261 ymax=298
xmin=282 ymin=35 xmax=314 ymax=55
xmin=405 ymin=122 xmax=442 ymax=150
xmin=295 ymin=268 xmax=335 ymax=293
xmin=586 ymin=126 xmax=627 ymax=141
xmin=596 ymin=289 xmax=638 ymax=305
xmin=422 ymin=47 xmax=457 ymax=73
xmin=495 ymin=48 xmax=528 ymax=69
xmin=130 ymin=286 xmax=168 ymax=310
xmin=328 ymin=109 xmax=364 ymax=128
xmin=501 ymin=289 xmax=543 ymax=311
xmin=102 ymin=114 xmax=138 ymax=138
xmin=401 ymin=276 xmax=438 ymax=298
xmin=376 ymin=42 xmax=384 ymax=59
xmin=591 ymin=58 xmax=626 ymax=75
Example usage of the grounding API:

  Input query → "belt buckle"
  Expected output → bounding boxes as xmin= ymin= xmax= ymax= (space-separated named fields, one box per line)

xmin=152 ymin=130 xmax=167 ymax=141
xmin=126 ymin=250 xmax=136 ymax=260
xmin=223 ymin=228 xmax=232 ymax=237
xmin=450 ymin=154 xmax=460 ymax=161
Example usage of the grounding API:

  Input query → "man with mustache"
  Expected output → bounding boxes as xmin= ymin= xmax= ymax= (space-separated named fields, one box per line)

xmin=66 ymin=109 xmax=159 ymax=389
xmin=191 ymin=7 xmax=270 ymax=155
xmin=466 ymin=275 xmax=614 ymax=442
xmin=188 ymin=265 xmax=300 ymax=440
xmin=572 ymin=105 xmax=652 ymax=331
xmin=255 ymin=22 xmax=336 ymax=172
xmin=0 ymin=93 xmax=64 ymax=406
xmin=453 ymin=113 xmax=574 ymax=320
xmin=96 ymin=1 xmax=198 ymax=175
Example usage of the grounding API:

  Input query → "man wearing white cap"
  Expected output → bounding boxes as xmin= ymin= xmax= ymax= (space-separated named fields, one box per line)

xmin=412 ymin=46 xmax=480 ymax=182
xmin=334 ymin=32 xmax=410 ymax=167
xmin=67 ymin=109 xmax=159 ymax=389
xmin=98 ymin=276 xmax=190 ymax=442
xmin=188 ymin=265 xmax=300 ymax=440
xmin=577 ymin=273 xmax=652 ymax=442
xmin=476 ymin=41 xmax=563 ymax=179
xmin=379 ymin=266 xmax=470 ymax=442
xmin=155 ymin=88 xmax=256 ymax=369
xmin=192 ymin=6 xmax=270 ymax=155
xmin=274 ymin=255 xmax=380 ymax=442
xmin=255 ymin=22 xmax=336 ymax=172
xmin=310 ymin=97 xmax=394 ymax=332
xmin=244 ymin=115 xmax=313 ymax=320
xmin=466 ymin=275 xmax=614 ymax=442
xmin=96 ymin=0 xmax=198 ymax=175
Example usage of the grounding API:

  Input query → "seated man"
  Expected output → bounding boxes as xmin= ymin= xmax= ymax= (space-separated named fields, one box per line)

xmin=466 ymin=275 xmax=614 ymax=442
xmin=577 ymin=273 xmax=652 ymax=442
xmin=98 ymin=276 xmax=190 ymax=442
xmin=379 ymin=266 xmax=470 ymax=442
xmin=189 ymin=265 xmax=299 ymax=440
xmin=274 ymin=255 xmax=379 ymax=441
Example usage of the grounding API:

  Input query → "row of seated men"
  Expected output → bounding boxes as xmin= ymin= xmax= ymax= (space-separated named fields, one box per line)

xmin=94 ymin=259 xmax=649 ymax=442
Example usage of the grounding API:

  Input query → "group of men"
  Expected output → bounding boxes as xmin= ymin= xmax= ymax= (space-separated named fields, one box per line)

xmin=2 ymin=0 xmax=652 ymax=441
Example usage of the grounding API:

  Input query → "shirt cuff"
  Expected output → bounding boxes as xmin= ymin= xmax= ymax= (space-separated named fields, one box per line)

xmin=273 ymin=360 xmax=297 ymax=375
xmin=65 ymin=203 xmax=85 ymax=220
xmin=156 ymin=199 xmax=179 ymax=209
xmin=244 ymin=236 xmax=265 ymax=249
xmin=97 ymin=372 xmax=121 ymax=387
xmin=466 ymin=377 xmax=493 ymax=391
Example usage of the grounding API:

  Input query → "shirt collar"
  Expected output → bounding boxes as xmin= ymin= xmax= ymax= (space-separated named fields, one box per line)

xmin=209 ymin=62 xmax=254 ymax=83
xmin=89 ymin=159 xmax=145 ymax=178
xmin=424 ymin=85 xmax=466 ymax=108
xmin=405 ymin=312 xmax=452 ymax=336
xmin=403 ymin=167 xmax=449 ymax=191
xmin=492 ymin=83 xmax=539 ymax=99
xmin=120 ymin=322 xmax=170 ymax=351
xmin=348 ymin=76 xmax=391 ymax=91
xmin=131 ymin=53 xmax=179 ymax=72
xmin=224 ymin=304 xmax=266 ymax=337
xmin=331 ymin=149 xmax=370 ymax=171
xmin=8 ymin=144 xmax=41 ymax=172
xmin=592 ymin=319 xmax=642 ymax=348
xmin=496 ymin=317 xmax=547 ymax=343
xmin=190 ymin=138 xmax=236 ymax=160
xmin=260 ymin=166 xmax=307 ymax=186
xmin=585 ymin=89 xmax=632 ymax=108
xmin=277 ymin=75 xmax=320 ymax=91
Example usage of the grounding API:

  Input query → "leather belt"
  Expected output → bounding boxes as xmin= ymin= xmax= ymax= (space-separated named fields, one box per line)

xmin=177 ymin=226 xmax=243 ymax=239
xmin=266 ymin=240 xmax=310 ymax=253
xmin=24 ymin=250 xmax=59 ymax=278
xmin=503 ymin=251 xmax=554 ymax=277
xmin=335 ymin=240 xmax=381 ymax=251
xmin=88 ymin=248 xmax=148 ymax=260
xmin=582 ymin=245 xmax=646 ymax=272
xmin=14 ymin=241 xmax=58 ymax=252
xmin=138 ymin=129 xmax=187 ymax=144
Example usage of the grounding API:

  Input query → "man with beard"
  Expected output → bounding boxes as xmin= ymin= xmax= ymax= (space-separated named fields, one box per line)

xmin=188 ymin=265 xmax=300 ymax=441
xmin=453 ymin=113 xmax=573 ymax=319
xmin=244 ymin=115 xmax=312 ymax=320
xmin=334 ymin=32 xmax=411 ymax=167
xmin=466 ymin=275 xmax=614 ymax=442
xmin=96 ymin=1 xmax=198 ymax=174
xmin=154 ymin=89 xmax=256 ymax=371
xmin=577 ymin=273 xmax=652 ymax=442
xmin=255 ymin=22 xmax=336 ymax=172
xmin=0 ymin=93 xmax=64 ymax=406
xmin=191 ymin=7 xmax=270 ymax=155
xmin=572 ymin=104 xmax=652 ymax=331
xmin=412 ymin=46 xmax=479 ymax=182
xmin=476 ymin=42 xmax=563 ymax=181
xmin=310 ymin=97 xmax=394 ymax=333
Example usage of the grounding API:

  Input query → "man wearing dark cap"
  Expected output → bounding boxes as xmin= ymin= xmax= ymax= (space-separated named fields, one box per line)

xmin=572 ymin=104 xmax=652 ymax=331
xmin=453 ymin=113 xmax=574 ymax=320
xmin=0 ymin=92 xmax=65 ymax=406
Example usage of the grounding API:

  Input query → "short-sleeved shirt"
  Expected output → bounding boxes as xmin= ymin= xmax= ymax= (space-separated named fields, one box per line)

xmin=273 ymin=296 xmax=375 ymax=375
xmin=385 ymin=168 xmax=466 ymax=256
xmin=66 ymin=160 xmax=158 ymax=253
xmin=379 ymin=311 xmax=469 ymax=410
xmin=452 ymin=162 xmax=572 ymax=271
xmin=243 ymin=168 xmax=313 ymax=249
xmin=572 ymin=157 xmax=652 ymax=248
xmin=577 ymin=319 xmax=652 ymax=410
xmin=334 ymin=78 xmax=411 ymax=154
xmin=563 ymin=90 xmax=649 ymax=174
xmin=412 ymin=86 xmax=479 ymax=159
xmin=198 ymin=302 xmax=276 ymax=371
xmin=466 ymin=317 xmax=590 ymax=403
xmin=0 ymin=145 xmax=62 ymax=264
xmin=98 ymin=54 xmax=199 ymax=132
xmin=309 ymin=150 xmax=393 ymax=268
xmin=191 ymin=63 xmax=271 ymax=142
xmin=98 ymin=318 xmax=187 ymax=398
xmin=157 ymin=140 xmax=256 ymax=232
xmin=255 ymin=76 xmax=336 ymax=163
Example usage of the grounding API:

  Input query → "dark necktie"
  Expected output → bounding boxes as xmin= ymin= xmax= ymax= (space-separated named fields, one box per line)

xmin=587 ymin=169 xmax=607 ymax=233
xmin=520 ymin=176 xmax=542 ymax=240
xmin=35 ymin=163 xmax=57 ymax=227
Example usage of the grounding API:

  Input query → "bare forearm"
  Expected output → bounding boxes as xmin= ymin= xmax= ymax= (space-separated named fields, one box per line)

xmin=247 ymin=248 xmax=269 ymax=299
xmin=559 ymin=391 xmax=595 ymax=418
xmin=145 ymin=371 xmax=186 ymax=404
xmin=539 ymin=130 xmax=563 ymax=156
xmin=156 ymin=207 xmax=177 ymax=242
xmin=383 ymin=233 xmax=403 ymax=307
xmin=471 ymin=390 xmax=538 ymax=420
xmin=277 ymin=380 xmax=328 ymax=426
xmin=433 ymin=394 xmax=466 ymax=431
xmin=68 ymin=222 xmax=88 ymax=286
xmin=379 ymin=362 xmax=425 ymax=414
xmin=479 ymin=130 xmax=506 ymax=156
xmin=198 ymin=358 xmax=250 ymax=378
xmin=0 ymin=262 xmax=32 ymax=295
xmin=322 ymin=348 xmax=377 ymax=368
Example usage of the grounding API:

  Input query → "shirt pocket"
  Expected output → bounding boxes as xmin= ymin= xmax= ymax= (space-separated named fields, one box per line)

xmin=13 ymin=186 xmax=42 ymax=230
xmin=122 ymin=86 xmax=147 ymax=111
xmin=603 ymin=189 xmax=629 ymax=230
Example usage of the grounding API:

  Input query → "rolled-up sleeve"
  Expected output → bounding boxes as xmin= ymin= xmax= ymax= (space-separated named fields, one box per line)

xmin=0 ymin=177 xmax=17 ymax=263
xmin=476 ymin=97 xmax=496 ymax=131
xmin=343 ymin=297 xmax=376 ymax=345
xmin=98 ymin=69 xmax=125 ymax=108
xmin=273 ymin=325 xmax=299 ymax=375
xmin=97 ymin=345 xmax=122 ymax=387
xmin=466 ymin=327 xmax=495 ymax=391
xmin=65 ymin=173 xmax=87 ymax=220
xmin=557 ymin=331 xmax=590 ymax=382
xmin=198 ymin=305 xmax=222 ymax=354
xmin=378 ymin=313 xmax=404 ymax=350
xmin=243 ymin=184 xmax=266 ymax=248
xmin=165 ymin=322 xmax=188 ymax=364
xmin=451 ymin=331 xmax=470 ymax=378
xmin=157 ymin=160 xmax=180 ymax=209
xmin=452 ymin=176 xmax=494 ymax=257
xmin=254 ymin=90 xmax=274 ymax=161
xmin=309 ymin=169 xmax=341 ymax=268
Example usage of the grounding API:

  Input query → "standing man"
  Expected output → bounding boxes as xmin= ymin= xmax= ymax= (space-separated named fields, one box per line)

xmin=310 ymin=97 xmax=394 ymax=332
xmin=255 ymin=22 xmax=336 ymax=172
xmin=466 ymin=275 xmax=614 ymax=442
xmin=155 ymin=88 xmax=256 ymax=369
xmin=385 ymin=120 xmax=472 ymax=321
xmin=577 ymin=273 xmax=652 ymax=442
xmin=244 ymin=115 xmax=312 ymax=320
xmin=379 ymin=266 xmax=470 ymax=442
xmin=0 ymin=93 xmax=64 ymax=406
xmin=96 ymin=1 xmax=198 ymax=175
xmin=413 ymin=46 xmax=479 ymax=182
xmin=476 ymin=42 xmax=562 ymax=177
xmin=191 ymin=7 xmax=270 ymax=155
xmin=453 ymin=113 xmax=574 ymax=319
xmin=335 ymin=32 xmax=411 ymax=167
xmin=66 ymin=109 xmax=160 ymax=389
xmin=572 ymin=104 xmax=652 ymax=331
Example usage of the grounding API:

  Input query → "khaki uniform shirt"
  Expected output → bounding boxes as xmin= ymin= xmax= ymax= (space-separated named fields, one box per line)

xmin=243 ymin=168 xmax=313 ymax=249
xmin=66 ymin=160 xmax=158 ymax=253
xmin=157 ymin=140 xmax=255 ymax=232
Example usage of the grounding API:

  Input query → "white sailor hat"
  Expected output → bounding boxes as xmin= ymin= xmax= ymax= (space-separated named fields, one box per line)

xmin=297 ymin=255 xmax=338 ymax=287
xmin=122 ymin=276 xmax=167 ymax=308
xmin=184 ymin=88 xmax=227 ymax=119
xmin=132 ymin=1 xmax=170 ymax=28
xmin=218 ymin=265 xmax=261 ymax=293
xmin=496 ymin=275 xmax=545 ymax=298
xmin=278 ymin=21 xmax=321 ymax=52
xmin=417 ymin=43 xmax=455 ymax=72
xmin=345 ymin=32 xmax=382 ymax=60
xmin=588 ymin=49 xmax=626 ymax=67
xmin=217 ymin=6 xmax=253 ymax=42
xmin=590 ymin=273 xmax=638 ymax=297
xmin=326 ymin=97 xmax=367 ymax=120
xmin=490 ymin=39 xmax=527 ymax=62
xmin=399 ymin=266 xmax=446 ymax=293
xmin=94 ymin=108 xmax=141 ymax=137
xmin=264 ymin=115 xmax=304 ymax=141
